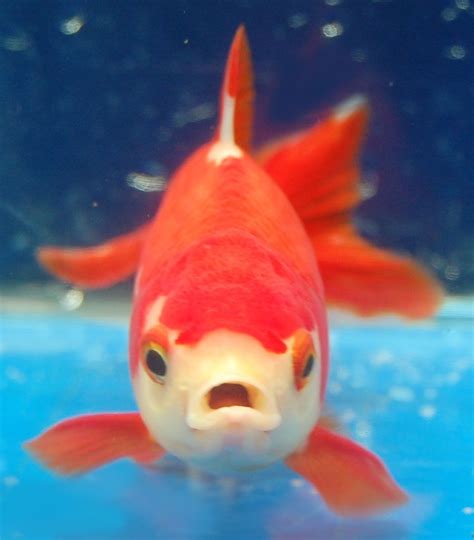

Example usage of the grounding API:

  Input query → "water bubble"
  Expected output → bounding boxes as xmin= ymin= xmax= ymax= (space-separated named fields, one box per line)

xmin=455 ymin=0 xmax=470 ymax=9
xmin=328 ymin=381 xmax=342 ymax=395
xmin=355 ymin=419 xmax=372 ymax=440
xmin=341 ymin=409 xmax=356 ymax=423
xmin=336 ymin=366 xmax=350 ymax=381
xmin=126 ymin=172 xmax=167 ymax=192
xmin=424 ymin=388 xmax=438 ymax=400
xmin=291 ymin=478 xmax=305 ymax=488
xmin=288 ymin=13 xmax=308 ymax=29
xmin=446 ymin=371 xmax=461 ymax=385
xmin=444 ymin=264 xmax=460 ymax=280
xmin=2 ymin=33 xmax=31 ymax=52
xmin=462 ymin=506 xmax=474 ymax=515
xmin=321 ymin=22 xmax=344 ymax=39
xmin=444 ymin=45 xmax=467 ymax=60
xmin=60 ymin=15 xmax=85 ymax=35
xmin=325 ymin=0 xmax=342 ymax=5
xmin=6 ymin=367 xmax=26 ymax=384
xmin=351 ymin=49 xmax=367 ymax=62
xmin=419 ymin=404 xmax=437 ymax=420
xmin=371 ymin=350 xmax=394 ymax=366
xmin=59 ymin=289 xmax=84 ymax=311
xmin=441 ymin=7 xmax=459 ymax=21
xmin=3 ymin=476 xmax=19 ymax=487
xmin=389 ymin=386 xmax=415 ymax=402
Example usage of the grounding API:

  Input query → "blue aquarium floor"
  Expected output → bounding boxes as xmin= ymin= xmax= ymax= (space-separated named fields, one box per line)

xmin=0 ymin=302 xmax=472 ymax=540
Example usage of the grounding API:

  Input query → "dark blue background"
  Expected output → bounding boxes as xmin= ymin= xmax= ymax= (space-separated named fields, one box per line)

xmin=1 ymin=0 xmax=472 ymax=292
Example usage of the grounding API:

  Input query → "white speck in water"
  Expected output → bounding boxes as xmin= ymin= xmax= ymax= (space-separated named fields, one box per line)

xmin=183 ymin=38 xmax=189 ymax=45
xmin=389 ymin=386 xmax=415 ymax=402
xmin=419 ymin=404 xmax=437 ymax=420
xmin=325 ymin=0 xmax=342 ymax=5
xmin=355 ymin=419 xmax=372 ymax=440
xmin=6 ymin=367 xmax=26 ymax=384
xmin=321 ymin=22 xmax=344 ymax=39
xmin=424 ymin=387 xmax=438 ymax=400
xmin=288 ymin=13 xmax=308 ymax=29
xmin=351 ymin=48 xmax=367 ymax=63
xmin=462 ymin=506 xmax=474 ymax=515
xmin=60 ymin=16 xmax=85 ymax=35
xmin=60 ymin=289 xmax=84 ymax=311
xmin=441 ymin=7 xmax=459 ymax=21
xmin=444 ymin=45 xmax=467 ymax=60
xmin=455 ymin=0 xmax=470 ymax=9
xmin=371 ymin=350 xmax=394 ymax=366
xmin=3 ymin=476 xmax=19 ymax=487
xmin=291 ymin=478 xmax=305 ymax=488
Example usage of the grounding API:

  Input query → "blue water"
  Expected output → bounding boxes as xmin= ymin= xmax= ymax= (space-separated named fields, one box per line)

xmin=1 ymin=306 xmax=472 ymax=539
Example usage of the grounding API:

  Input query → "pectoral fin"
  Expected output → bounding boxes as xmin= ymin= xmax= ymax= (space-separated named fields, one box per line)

xmin=24 ymin=412 xmax=164 ymax=475
xmin=37 ymin=223 xmax=150 ymax=288
xmin=286 ymin=425 xmax=407 ymax=516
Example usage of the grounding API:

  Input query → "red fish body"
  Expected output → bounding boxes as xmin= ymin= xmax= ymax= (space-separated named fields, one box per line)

xmin=27 ymin=27 xmax=442 ymax=516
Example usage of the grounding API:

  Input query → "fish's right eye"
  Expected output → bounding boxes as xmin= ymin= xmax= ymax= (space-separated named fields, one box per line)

xmin=144 ymin=346 xmax=167 ymax=384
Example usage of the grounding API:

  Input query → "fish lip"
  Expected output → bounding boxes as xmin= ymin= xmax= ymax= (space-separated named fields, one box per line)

xmin=186 ymin=376 xmax=281 ymax=431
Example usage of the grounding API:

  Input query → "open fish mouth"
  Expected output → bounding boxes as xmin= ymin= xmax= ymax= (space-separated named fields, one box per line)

xmin=186 ymin=379 xmax=281 ymax=431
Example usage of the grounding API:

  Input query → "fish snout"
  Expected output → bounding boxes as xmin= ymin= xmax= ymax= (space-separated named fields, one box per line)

xmin=186 ymin=380 xmax=281 ymax=431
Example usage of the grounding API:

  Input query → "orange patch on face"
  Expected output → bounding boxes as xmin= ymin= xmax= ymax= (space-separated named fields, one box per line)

xmin=292 ymin=329 xmax=315 ymax=391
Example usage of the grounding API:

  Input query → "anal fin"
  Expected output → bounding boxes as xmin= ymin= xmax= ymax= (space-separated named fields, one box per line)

xmin=37 ymin=223 xmax=150 ymax=288
xmin=24 ymin=412 xmax=164 ymax=475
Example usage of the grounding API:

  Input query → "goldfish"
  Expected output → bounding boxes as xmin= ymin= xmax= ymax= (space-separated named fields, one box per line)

xmin=25 ymin=27 xmax=442 ymax=516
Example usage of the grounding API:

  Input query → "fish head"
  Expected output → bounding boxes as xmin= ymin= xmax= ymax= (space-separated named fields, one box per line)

xmin=131 ymin=297 xmax=322 ymax=473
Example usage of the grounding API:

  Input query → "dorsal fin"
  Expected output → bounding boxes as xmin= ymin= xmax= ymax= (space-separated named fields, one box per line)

xmin=216 ymin=25 xmax=255 ymax=151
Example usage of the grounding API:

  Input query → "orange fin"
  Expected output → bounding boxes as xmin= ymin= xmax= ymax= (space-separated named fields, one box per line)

xmin=315 ymin=224 xmax=443 ymax=318
xmin=257 ymin=95 xmax=368 ymax=219
xmin=216 ymin=25 xmax=255 ymax=151
xmin=257 ymin=96 xmax=443 ymax=318
xmin=37 ymin=223 xmax=150 ymax=289
xmin=24 ymin=412 xmax=164 ymax=475
xmin=286 ymin=425 xmax=408 ymax=516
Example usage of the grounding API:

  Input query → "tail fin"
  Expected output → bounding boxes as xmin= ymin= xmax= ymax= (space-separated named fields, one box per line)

xmin=216 ymin=25 xmax=255 ymax=151
xmin=257 ymin=97 xmax=443 ymax=318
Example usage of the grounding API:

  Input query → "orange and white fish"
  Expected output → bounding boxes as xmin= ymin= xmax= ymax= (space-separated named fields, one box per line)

xmin=25 ymin=27 xmax=442 ymax=516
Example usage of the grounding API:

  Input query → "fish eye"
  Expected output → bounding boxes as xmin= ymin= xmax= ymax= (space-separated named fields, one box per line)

xmin=144 ymin=347 xmax=167 ymax=384
xmin=302 ymin=354 xmax=314 ymax=378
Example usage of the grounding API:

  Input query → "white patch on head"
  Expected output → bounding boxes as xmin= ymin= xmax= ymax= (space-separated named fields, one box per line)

xmin=207 ymin=141 xmax=243 ymax=165
xmin=133 ymin=300 xmax=322 ymax=473
xmin=333 ymin=94 xmax=367 ymax=121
